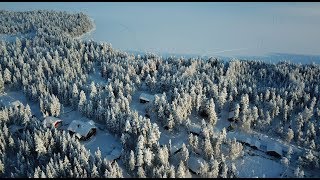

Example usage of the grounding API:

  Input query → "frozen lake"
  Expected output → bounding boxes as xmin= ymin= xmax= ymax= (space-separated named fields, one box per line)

xmin=1 ymin=2 xmax=320 ymax=62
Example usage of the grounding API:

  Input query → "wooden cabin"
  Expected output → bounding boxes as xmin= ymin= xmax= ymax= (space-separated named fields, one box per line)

xmin=139 ymin=93 xmax=155 ymax=103
xmin=67 ymin=120 xmax=97 ymax=141
xmin=43 ymin=116 xmax=63 ymax=128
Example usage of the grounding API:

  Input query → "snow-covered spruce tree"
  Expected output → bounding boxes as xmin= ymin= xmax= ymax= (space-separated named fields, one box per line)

xmin=176 ymin=161 xmax=191 ymax=178
xmin=78 ymin=90 xmax=86 ymax=115
xmin=71 ymin=83 xmax=79 ymax=109
xmin=0 ymin=73 xmax=4 ymax=93
xmin=3 ymin=68 xmax=11 ymax=85
xmin=49 ymin=94 xmax=61 ymax=117
xmin=207 ymin=98 xmax=218 ymax=126
xmin=229 ymin=138 xmax=243 ymax=160
xmin=129 ymin=150 xmax=136 ymax=171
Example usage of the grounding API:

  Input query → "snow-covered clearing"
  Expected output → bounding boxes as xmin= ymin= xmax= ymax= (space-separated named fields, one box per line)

xmin=235 ymin=154 xmax=284 ymax=178
xmin=130 ymin=89 xmax=149 ymax=118
xmin=56 ymin=106 xmax=123 ymax=161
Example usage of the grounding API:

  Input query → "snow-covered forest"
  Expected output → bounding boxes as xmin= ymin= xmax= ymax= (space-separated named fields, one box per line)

xmin=0 ymin=10 xmax=319 ymax=178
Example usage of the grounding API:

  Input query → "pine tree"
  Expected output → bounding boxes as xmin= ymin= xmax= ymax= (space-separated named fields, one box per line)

xmin=199 ymin=161 xmax=209 ymax=178
xmin=157 ymin=145 xmax=169 ymax=166
xmin=168 ymin=165 xmax=175 ymax=178
xmin=218 ymin=87 xmax=227 ymax=111
xmin=137 ymin=167 xmax=146 ymax=178
xmin=144 ymin=148 xmax=153 ymax=167
xmin=136 ymin=148 xmax=144 ymax=167
xmin=91 ymin=164 xmax=99 ymax=178
xmin=220 ymin=161 xmax=228 ymax=178
xmin=0 ymin=73 xmax=4 ymax=93
xmin=229 ymin=163 xmax=237 ymax=178
xmin=209 ymin=157 xmax=219 ymax=178
xmin=294 ymin=166 xmax=304 ymax=178
xmin=72 ymin=83 xmax=79 ymax=109
xmin=176 ymin=161 xmax=186 ymax=178
xmin=50 ymin=95 xmax=61 ymax=117
xmin=207 ymin=99 xmax=218 ymax=126
xmin=89 ymin=82 xmax=97 ymax=101
xmin=286 ymin=128 xmax=294 ymax=143
xmin=204 ymin=137 xmax=213 ymax=160
xmin=129 ymin=150 xmax=136 ymax=171
xmin=0 ymin=159 xmax=4 ymax=175
xmin=3 ymin=68 xmax=11 ymax=84
xmin=180 ymin=143 xmax=189 ymax=163
xmin=78 ymin=90 xmax=86 ymax=114
xmin=234 ymin=103 xmax=240 ymax=120
xmin=229 ymin=138 xmax=243 ymax=160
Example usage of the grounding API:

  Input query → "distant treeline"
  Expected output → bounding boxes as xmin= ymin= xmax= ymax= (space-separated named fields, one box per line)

xmin=0 ymin=10 xmax=94 ymax=38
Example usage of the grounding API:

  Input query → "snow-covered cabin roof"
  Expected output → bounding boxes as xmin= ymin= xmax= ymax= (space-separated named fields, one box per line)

xmin=43 ymin=116 xmax=62 ymax=127
xmin=139 ymin=93 xmax=155 ymax=102
xmin=88 ymin=120 xmax=95 ymax=126
xmin=10 ymin=100 xmax=22 ymax=108
xmin=266 ymin=143 xmax=283 ymax=157
xmin=67 ymin=120 xmax=96 ymax=139
xmin=188 ymin=156 xmax=206 ymax=174
xmin=188 ymin=123 xmax=201 ymax=135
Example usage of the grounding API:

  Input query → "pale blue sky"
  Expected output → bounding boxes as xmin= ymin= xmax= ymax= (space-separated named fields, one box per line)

xmin=1 ymin=2 xmax=320 ymax=57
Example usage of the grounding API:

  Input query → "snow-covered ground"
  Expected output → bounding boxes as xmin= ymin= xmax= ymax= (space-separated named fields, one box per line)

xmin=58 ymin=107 xmax=122 ymax=160
xmin=235 ymin=154 xmax=284 ymax=178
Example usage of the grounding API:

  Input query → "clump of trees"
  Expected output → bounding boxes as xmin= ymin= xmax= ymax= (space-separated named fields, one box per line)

xmin=0 ymin=10 xmax=93 ymax=38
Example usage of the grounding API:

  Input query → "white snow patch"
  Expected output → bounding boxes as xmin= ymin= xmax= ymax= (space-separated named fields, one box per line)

xmin=235 ymin=155 xmax=285 ymax=178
